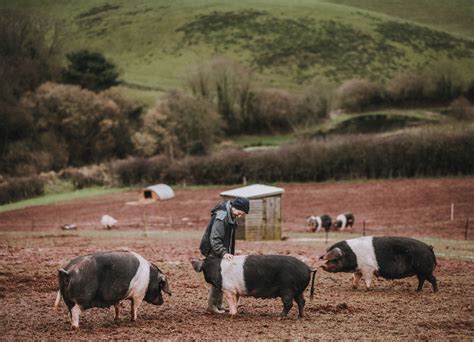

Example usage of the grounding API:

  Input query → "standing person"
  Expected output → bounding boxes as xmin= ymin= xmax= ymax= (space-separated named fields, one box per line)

xmin=199 ymin=196 xmax=250 ymax=313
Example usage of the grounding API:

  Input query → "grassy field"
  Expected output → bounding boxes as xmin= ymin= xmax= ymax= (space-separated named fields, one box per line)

xmin=0 ymin=187 xmax=128 ymax=213
xmin=322 ymin=0 xmax=474 ymax=38
xmin=232 ymin=133 xmax=295 ymax=148
xmin=3 ymin=0 xmax=474 ymax=102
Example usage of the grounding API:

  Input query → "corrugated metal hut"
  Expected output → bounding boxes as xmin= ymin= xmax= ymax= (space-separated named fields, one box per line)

xmin=142 ymin=184 xmax=175 ymax=201
xmin=220 ymin=184 xmax=284 ymax=241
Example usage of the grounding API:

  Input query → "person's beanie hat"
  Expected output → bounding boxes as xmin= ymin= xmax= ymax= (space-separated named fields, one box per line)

xmin=231 ymin=197 xmax=250 ymax=214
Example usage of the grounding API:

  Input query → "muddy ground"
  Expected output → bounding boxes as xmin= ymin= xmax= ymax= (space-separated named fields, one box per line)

xmin=0 ymin=178 xmax=473 ymax=340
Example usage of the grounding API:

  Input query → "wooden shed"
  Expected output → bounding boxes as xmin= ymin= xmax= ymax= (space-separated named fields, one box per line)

xmin=220 ymin=184 xmax=284 ymax=241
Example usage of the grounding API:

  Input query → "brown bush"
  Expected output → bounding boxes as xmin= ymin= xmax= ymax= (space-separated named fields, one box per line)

xmin=334 ymin=78 xmax=384 ymax=112
xmin=245 ymin=88 xmax=297 ymax=132
xmin=19 ymin=82 xmax=133 ymax=166
xmin=386 ymin=70 xmax=431 ymax=104
xmin=111 ymin=125 xmax=474 ymax=186
xmin=186 ymin=57 xmax=253 ymax=133
xmin=296 ymin=77 xmax=334 ymax=125
xmin=0 ymin=176 xmax=44 ymax=204
xmin=135 ymin=90 xmax=221 ymax=158
xmin=60 ymin=164 xmax=111 ymax=189
xmin=447 ymin=97 xmax=474 ymax=120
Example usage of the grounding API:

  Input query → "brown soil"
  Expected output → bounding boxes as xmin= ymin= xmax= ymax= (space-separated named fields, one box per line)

xmin=0 ymin=178 xmax=473 ymax=340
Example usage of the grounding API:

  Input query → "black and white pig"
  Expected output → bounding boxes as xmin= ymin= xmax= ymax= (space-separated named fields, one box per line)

xmin=54 ymin=251 xmax=171 ymax=329
xmin=320 ymin=236 xmax=438 ymax=292
xmin=191 ymin=255 xmax=317 ymax=318
xmin=307 ymin=214 xmax=332 ymax=232
xmin=333 ymin=213 xmax=355 ymax=230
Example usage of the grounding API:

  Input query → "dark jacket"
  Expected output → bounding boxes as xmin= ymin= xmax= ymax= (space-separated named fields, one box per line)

xmin=199 ymin=201 xmax=237 ymax=258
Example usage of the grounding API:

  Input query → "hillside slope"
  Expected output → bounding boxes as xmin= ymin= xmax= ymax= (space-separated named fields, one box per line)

xmin=4 ymin=0 xmax=474 ymax=92
xmin=322 ymin=0 xmax=474 ymax=38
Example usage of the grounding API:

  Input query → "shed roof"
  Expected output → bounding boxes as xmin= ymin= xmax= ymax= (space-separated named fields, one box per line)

xmin=145 ymin=184 xmax=175 ymax=200
xmin=220 ymin=184 xmax=284 ymax=199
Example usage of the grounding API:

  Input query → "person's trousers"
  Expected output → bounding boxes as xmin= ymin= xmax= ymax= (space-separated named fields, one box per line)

xmin=208 ymin=284 xmax=224 ymax=310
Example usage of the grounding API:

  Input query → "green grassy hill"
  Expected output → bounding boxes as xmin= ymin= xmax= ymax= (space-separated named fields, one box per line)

xmin=3 ymin=0 xmax=474 ymax=100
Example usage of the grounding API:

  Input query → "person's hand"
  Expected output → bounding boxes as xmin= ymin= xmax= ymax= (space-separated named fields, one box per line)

xmin=223 ymin=253 xmax=234 ymax=261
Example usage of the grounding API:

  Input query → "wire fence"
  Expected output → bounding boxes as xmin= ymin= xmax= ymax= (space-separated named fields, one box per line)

xmin=0 ymin=215 xmax=208 ymax=232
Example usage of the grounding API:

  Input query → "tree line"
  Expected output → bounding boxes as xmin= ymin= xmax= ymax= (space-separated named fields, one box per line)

xmin=1 ymin=9 xmax=473 ymax=181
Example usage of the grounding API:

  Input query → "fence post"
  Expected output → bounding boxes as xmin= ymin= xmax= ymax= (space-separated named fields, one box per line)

xmin=363 ymin=220 xmax=366 ymax=237
xmin=451 ymin=202 xmax=454 ymax=221
xmin=142 ymin=211 xmax=148 ymax=238
xmin=465 ymin=218 xmax=469 ymax=240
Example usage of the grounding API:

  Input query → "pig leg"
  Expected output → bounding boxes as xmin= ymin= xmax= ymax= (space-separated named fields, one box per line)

xmin=294 ymin=293 xmax=305 ymax=318
xmin=426 ymin=274 xmax=438 ymax=292
xmin=223 ymin=290 xmax=238 ymax=316
xmin=114 ymin=304 xmax=120 ymax=321
xmin=352 ymin=272 xmax=362 ymax=289
xmin=416 ymin=274 xmax=426 ymax=292
xmin=130 ymin=297 xmax=143 ymax=321
xmin=280 ymin=292 xmax=294 ymax=318
xmin=70 ymin=304 xmax=81 ymax=330
xmin=362 ymin=272 xmax=373 ymax=290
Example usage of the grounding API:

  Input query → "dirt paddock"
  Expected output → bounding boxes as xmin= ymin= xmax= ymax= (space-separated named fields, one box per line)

xmin=0 ymin=178 xmax=473 ymax=340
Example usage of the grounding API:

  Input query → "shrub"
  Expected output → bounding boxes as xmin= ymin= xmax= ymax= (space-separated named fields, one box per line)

xmin=20 ymin=82 xmax=133 ymax=166
xmin=186 ymin=57 xmax=253 ymax=134
xmin=296 ymin=77 xmax=334 ymax=125
xmin=446 ymin=97 xmax=474 ymax=120
xmin=110 ymin=157 xmax=150 ymax=186
xmin=100 ymin=88 xmax=144 ymax=128
xmin=62 ymin=50 xmax=120 ymax=91
xmin=386 ymin=70 xmax=431 ymax=104
xmin=0 ymin=9 xmax=61 ymax=173
xmin=465 ymin=79 xmax=474 ymax=102
xmin=110 ymin=125 xmax=474 ymax=186
xmin=425 ymin=62 xmax=463 ymax=102
xmin=135 ymin=90 xmax=221 ymax=158
xmin=334 ymin=78 xmax=384 ymax=112
xmin=245 ymin=88 xmax=296 ymax=133
xmin=0 ymin=176 xmax=44 ymax=204
xmin=184 ymin=150 xmax=247 ymax=185
xmin=60 ymin=164 xmax=110 ymax=189
xmin=1 ymin=140 xmax=68 ymax=176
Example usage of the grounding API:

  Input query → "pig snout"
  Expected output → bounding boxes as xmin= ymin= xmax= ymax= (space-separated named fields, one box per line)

xmin=319 ymin=248 xmax=343 ymax=272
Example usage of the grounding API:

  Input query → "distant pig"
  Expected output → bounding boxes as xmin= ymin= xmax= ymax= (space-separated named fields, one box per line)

xmin=320 ymin=236 xmax=438 ymax=292
xmin=54 ymin=251 xmax=171 ymax=329
xmin=191 ymin=255 xmax=317 ymax=318
xmin=307 ymin=214 xmax=332 ymax=232
xmin=333 ymin=213 xmax=354 ymax=230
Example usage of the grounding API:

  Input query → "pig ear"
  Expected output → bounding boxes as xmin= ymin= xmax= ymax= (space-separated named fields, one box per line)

xmin=159 ymin=274 xmax=172 ymax=296
xmin=324 ymin=247 xmax=344 ymax=260
xmin=190 ymin=258 xmax=203 ymax=272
